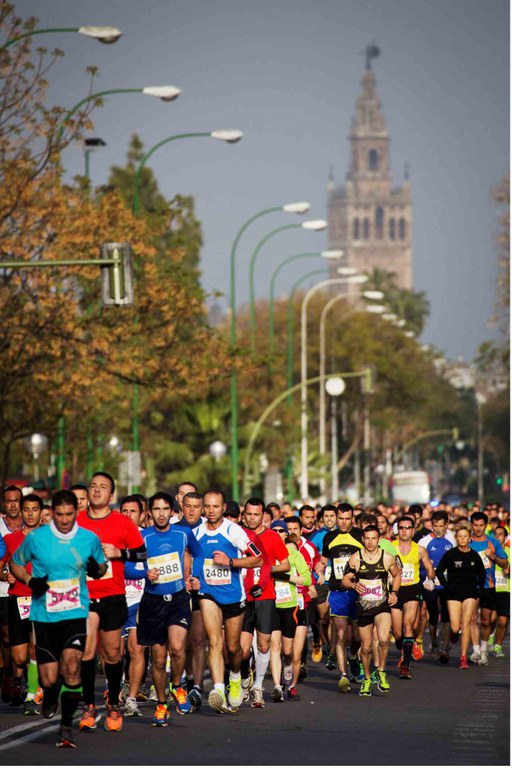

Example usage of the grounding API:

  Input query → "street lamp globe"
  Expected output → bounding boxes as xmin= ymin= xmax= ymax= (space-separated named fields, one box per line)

xmin=301 ymin=219 xmax=327 ymax=231
xmin=337 ymin=266 xmax=358 ymax=275
xmin=322 ymin=250 xmax=344 ymax=259
xmin=78 ymin=26 xmax=123 ymax=43
xmin=209 ymin=440 xmax=227 ymax=461
xmin=210 ymin=130 xmax=243 ymax=143
xmin=142 ymin=86 xmax=182 ymax=102
xmin=325 ymin=376 xmax=346 ymax=397
xmin=283 ymin=202 xmax=311 ymax=214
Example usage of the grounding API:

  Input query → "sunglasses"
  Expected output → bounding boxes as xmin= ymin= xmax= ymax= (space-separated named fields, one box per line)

xmin=398 ymin=526 xmax=413 ymax=530
xmin=273 ymin=528 xmax=286 ymax=533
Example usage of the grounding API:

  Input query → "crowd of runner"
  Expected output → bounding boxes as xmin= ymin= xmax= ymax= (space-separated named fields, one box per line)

xmin=0 ymin=477 xmax=509 ymax=748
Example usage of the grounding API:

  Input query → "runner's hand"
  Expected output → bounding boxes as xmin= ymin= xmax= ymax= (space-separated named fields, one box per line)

xmin=28 ymin=576 xmax=50 ymax=596
xmin=86 ymin=557 xmax=103 ymax=579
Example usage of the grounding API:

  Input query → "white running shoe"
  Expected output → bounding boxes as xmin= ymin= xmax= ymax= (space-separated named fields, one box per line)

xmin=478 ymin=650 xmax=489 ymax=666
xmin=469 ymin=650 xmax=481 ymax=664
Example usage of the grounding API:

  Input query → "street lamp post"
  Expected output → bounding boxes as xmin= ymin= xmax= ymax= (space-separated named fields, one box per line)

xmin=476 ymin=393 xmax=487 ymax=502
xmin=2 ymin=25 xmax=123 ymax=49
xmin=249 ymin=220 xmax=327 ymax=350
xmin=299 ymin=275 xmax=368 ymax=500
xmin=325 ymin=377 xmax=346 ymax=501
xmin=228 ymin=201 xmax=310 ymax=500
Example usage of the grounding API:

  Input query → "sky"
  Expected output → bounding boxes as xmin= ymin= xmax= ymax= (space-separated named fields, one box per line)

xmin=12 ymin=0 xmax=510 ymax=361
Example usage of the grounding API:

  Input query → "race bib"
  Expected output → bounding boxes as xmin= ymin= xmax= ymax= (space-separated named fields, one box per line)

xmin=297 ymin=591 xmax=305 ymax=610
xmin=333 ymin=555 xmax=349 ymax=580
xmin=147 ymin=552 xmax=183 ymax=584
xmin=324 ymin=565 xmax=332 ymax=582
xmin=401 ymin=564 xmax=415 ymax=585
xmin=17 ymin=595 xmax=32 ymax=620
xmin=87 ymin=560 xmax=113 ymax=582
xmin=275 ymin=581 xmax=293 ymax=605
xmin=125 ymin=579 xmax=145 ymax=604
xmin=203 ymin=559 xmax=231 ymax=586
xmin=46 ymin=579 xmax=80 ymax=613
xmin=253 ymin=567 xmax=261 ymax=584
xmin=495 ymin=570 xmax=508 ymax=590
xmin=359 ymin=578 xmax=384 ymax=602
xmin=478 ymin=551 xmax=491 ymax=569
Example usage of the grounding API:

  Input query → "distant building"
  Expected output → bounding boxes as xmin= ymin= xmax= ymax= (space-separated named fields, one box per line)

xmin=328 ymin=48 xmax=412 ymax=289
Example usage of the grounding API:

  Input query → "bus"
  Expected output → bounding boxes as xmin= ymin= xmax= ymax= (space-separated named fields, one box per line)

xmin=390 ymin=471 xmax=430 ymax=505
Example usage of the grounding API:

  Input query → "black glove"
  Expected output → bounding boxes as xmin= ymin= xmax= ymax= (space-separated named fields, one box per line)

xmin=28 ymin=576 xmax=50 ymax=596
xmin=250 ymin=584 xmax=263 ymax=599
xmin=273 ymin=572 xmax=291 ymax=582
xmin=86 ymin=557 xmax=103 ymax=580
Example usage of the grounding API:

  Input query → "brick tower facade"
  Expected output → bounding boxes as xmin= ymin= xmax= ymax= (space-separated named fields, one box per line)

xmin=328 ymin=54 xmax=412 ymax=288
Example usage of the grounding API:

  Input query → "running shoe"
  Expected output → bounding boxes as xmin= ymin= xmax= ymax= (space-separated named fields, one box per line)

xmin=227 ymin=678 xmax=243 ymax=709
xmin=459 ymin=655 xmax=469 ymax=669
xmin=42 ymin=688 xmax=61 ymax=720
xmin=34 ymin=687 xmax=43 ymax=705
xmin=311 ymin=643 xmax=323 ymax=663
xmin=56 ymin=727 xmax=76 ymax=748
xmin=337 ymin=673 xmax=351 ymax=693
xmin=10 ymin=681 xmax=24 ymax=707
xmin=250 ymin=686 xmax=265 ymax=708
xmin=104 ymin=703 xmax=123 ymax=732
xmin=376 ymin=670 xmax=390 ymax=693
xmin=469 ymin=649 xmax=481 ymax=663
xmin=287 ymin=686 xmax=300 ymax=700
xmin=478 ymin=650 xmax=489 ymax=666
xmin=430 ymin=642 xmax=440 ymax=662
xmin=152 ymin=702 xmax=169 ymax=727
xmin=241 ymin=677 xmax=251 ymax=703
xmin=299 ymin=663 xmax=308 ymax=681
xmin=493 ymin=644 xmax=505 ymax=658
xmin=79 ymin=704 xmax=100 ymax=731
xmin=136 ymin=687 xmax=148 ymax=702
xmin=208 ymin=688 xmax=230 ymax=714
xmin=439 ymin=649 xmax=450 ymax=665
xmin=270 ymin=684 xmax=284 ymax=703
xmin=356 ymin=663 xmax=365 ymax=683
xmin=169 ymin=684 xmax=192 ymax=715
xmin=450 ymin=630 xmax=460 ymax=645
xmin=348 ymin=654 xmax=360 ymax=680
xmin=359 ymin=678 xmax=372 ymax=697
xmin=124 ymin=697 xmax=142 ymax=717
xmin=399 ymin=663 xmax=412 ymax=680
xmin=1 ymin=676 xmax=12 ymax=703
xmin=148 ymin=684 xmax=158 ymax=701
xmin=188 ymin=686 xmax=202 ymax=710
xmin=412 ymin=641 xmax=424 ymax=660
xmin=23 ymin=699 xmax=40 ymax=716
xmin=396 ymin=655 xmax=404 ymax=668
xmin=282 ymin=663 xmax=293 ymax=687
xmin=370 ymin=670 xmax=378 ymax=684
xmin=325 ymin=653 xmax=337 ymax=670
xmin=487 ymin=633 xmax=495 ymax=652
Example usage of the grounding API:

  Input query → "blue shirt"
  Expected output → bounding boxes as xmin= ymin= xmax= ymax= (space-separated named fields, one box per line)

xmin=193 ymin=519 xmax=252 ymax=605
xmin=142 ymin=525 xmax=203 ymax=596
xmin=418 ymin=532 xmax=454 ymax=588
xmin=470 ymin=535 xmax=508 ymax=589
xmin=12 ymin=522 xmax=105 ymax=623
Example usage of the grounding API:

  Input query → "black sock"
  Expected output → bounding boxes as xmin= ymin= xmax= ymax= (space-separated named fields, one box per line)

xmin=403 ymin=637 xmax=414 ymax=667
xmin=43 ymin=680 xmax=61 ymax=707
xmin=143 ymin=646 xmax=150 ymax=684
xmin=104 ymin=661 xmax=123 ymax=706
xmin=60 ymin=684 xmax=81 ymax=727
xmin=311 ymin=623 xmax=320 ymax=643
xmin=241 ymin=658 xmax=250 ymax=678
xmin=301 ymin=638 xmax=308 ymax=664
xmin=124 ymin=647 xmax=131 ymax=684
xmin=395 ymin=637 xmax=404 ymax=652
xmin=81 ymin=658 xmax=96 ymax=706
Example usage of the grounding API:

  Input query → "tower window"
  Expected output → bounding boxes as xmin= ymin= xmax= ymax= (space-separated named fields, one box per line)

xmin=368 ymin=149 xmax=379 ymax=171
xmin=363 ymin=217 xmax=370 ymax=240
xmin=353 ymin=218 xmax=360 ymax=240
xmin=389 ymin=218 xmax=396 ymax=240
xmin=399 ymin=218 xmax=407 ymax=240
xmin=375 ymin=207 xmax=384 ymax=240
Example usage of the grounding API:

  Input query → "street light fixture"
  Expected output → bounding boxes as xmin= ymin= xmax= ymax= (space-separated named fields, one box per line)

xmin=337 ymin=267 xmax=359 ymax=276
xmin=2 ymin=25 xmax=123 ymax=49
xmin=325 ymin=377 xmax=346 ymax=501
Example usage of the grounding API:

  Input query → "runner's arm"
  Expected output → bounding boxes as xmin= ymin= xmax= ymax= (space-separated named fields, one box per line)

xmin=419 ymin=545 xmax=435 ymax=579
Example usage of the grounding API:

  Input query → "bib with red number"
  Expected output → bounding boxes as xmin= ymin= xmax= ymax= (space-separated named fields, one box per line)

xmin=275 ymin=581 xmax=293 ymax=606
xmin=147 ymin=552 xmax=183 ymax=584
xmin=400 ymin=564 xmax=415 ymax=585
xmin=359 ymin=578 xmax=384 ymax=602
xmin=17 ymin=595 xmax=32 ymax=620
xmin=46 ymin=579 xmax=80 ymax=613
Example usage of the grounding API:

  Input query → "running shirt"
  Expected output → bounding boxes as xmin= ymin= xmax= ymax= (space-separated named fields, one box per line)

xmin=470 ymin=535 xmax=508 ymax=588
xmin=435 ymin=547 xmax=487 ymax=596
xmin=0 ymin=517 xmax=21 ymax=599
xmin=242 ymin=529 xmax=273 ymax=602
xmin=275 ymin=547 xmax=311 ymax=610
xmin=322 ymin=527 xmax=363 ymax=591
xmin=392 ymin=540 xmax=421 ymax=586
xmin=310 ymin=527 xmax=334 ymax=552
xmin=246 ymin=528 xmax=289 ymax=601
xmin=142 ymin=525 xmax=203 ymax=597
xmin=418 ymin=533 xmax=454 ymax=589
xmin=3 ymin=530 xmax=33 ymax=597
xmin=193 ymin=519 xmax=259 ymax=605
xmin=297 ymin=536 xmax=320 ymax=606
xmin=77 ymin=510 xmax=144 ymax=599
xmin=12 ymin=522 xmax=105 ymax=623
xmin=351 ymin=549 xmax=390 ymax=614
xmin=495 ymin=545 xmax=510 ymax=593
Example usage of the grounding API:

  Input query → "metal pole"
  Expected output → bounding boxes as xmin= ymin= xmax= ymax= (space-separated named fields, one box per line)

xmin=56 ymin=414 xmax=66 ymax=488
xmin=363 ymin=403 xmax=370 ymax=505
xmin=330 ymin=395 xmax=339 ymax=501
xmin=477 ymin=402 xmax=484 ymax=502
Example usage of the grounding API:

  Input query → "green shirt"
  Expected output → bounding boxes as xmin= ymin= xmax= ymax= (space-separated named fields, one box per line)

xmin=275 ymin=547 xmax=311 ymax=609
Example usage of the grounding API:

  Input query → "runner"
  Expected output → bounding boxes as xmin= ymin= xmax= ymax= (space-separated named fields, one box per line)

xmin=190 ymin=490 xmax=263 ymax=714
xmin=342 ymin=525 xmax=400 ymax=696
xmin=174 ymin=482 xmax=198 ymax=523
xmin=435 ymin=524 xmax=487 ymax=669
xmin=78 ymin=472 xmax=146 ymax=733
xmin=10 ymin=489 xmax=107 ymax=748
xmin=240 ymin=498 xmax=287 ymax=708
xmin=391 ymin=515 xmax=435 ymax=679
xmin=70 ymin=485 xmax=89 ymax=514
xmin=491 ymin=526 xmax=509 ymax=657
xmin=309 ymin=505 xmax=337 ymax=663
xmin=0 ymin=485 xmax=23 ymax=704
xmin=0 ymin=493 xmax=43 ymax=712
xmin=137 ymin=492 xmax=204 ymax=726
xmin=320 ymin=503 xmax=363 ymax=692
xmin=468 ymin=511 xmax=508 ymax=664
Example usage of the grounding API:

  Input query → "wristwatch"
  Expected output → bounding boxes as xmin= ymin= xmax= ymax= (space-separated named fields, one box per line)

xmin=229 ymin=558 xmax=234 ymax=567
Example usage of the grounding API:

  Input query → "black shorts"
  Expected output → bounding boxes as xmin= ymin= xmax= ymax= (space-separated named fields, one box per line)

xmin=305 ymin=601 xmax=316 ymax=627
xmin=423 ymin=589 xmax=450 ymax=624
xmin=297 ymin=608 xmax=308 ymax=628
xmin=137 ymin=591 xmax=191 ymax=646
xmin=191 ymin=590 xmax=200 ymax=612
xmin=495 ymin=592 xmax=510 ymax=618
xmin=0 ymin=597 xmax=8 ymax=626
xmin=479 ymin=587 xmax=497 ymax=611
xmin=243 ymin=599 xmax=277 ymax=635
xmin=393 ymin=584 xmax=421 ymax=610
xmin=8 ymin=595 xmax=32 ymax=647
xmin=446 ymin=588 xmax=479 ymax=603
xmin=33 ymin=619 xmax=87 ymax=665
xmin=315 ymin=584 xmax=329 ymax=605
xmin=198 ymin=594 xmax=246 ymax=621
xmin=89 ymin=594 xmax=127 ymax=632
xmin=357 ymin=604 xmax=391 ymax=628
xmin=273 ymin=606 xmax=298 ymax=639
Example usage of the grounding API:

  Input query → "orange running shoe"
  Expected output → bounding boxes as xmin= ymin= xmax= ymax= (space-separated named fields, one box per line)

xmin=412 ymin=642 xmax=424 ymax=661
xmin=104 ymin=703 xmax=123 ymax=732
xmin=152 ymin=703 xmax=169 ymax=727
xmin=34 ymin=687 xmax=43 ymax=705
xmin=79 ymin=704 xmax=100 ymax=731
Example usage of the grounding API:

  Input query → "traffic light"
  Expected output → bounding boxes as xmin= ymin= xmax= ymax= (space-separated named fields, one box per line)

xmin=496 ymin=475 xmax=503 ymax=486
xmin=100 ymin=242 xmax=134 ymax=306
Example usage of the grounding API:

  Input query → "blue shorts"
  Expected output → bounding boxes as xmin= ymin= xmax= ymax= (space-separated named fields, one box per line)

xmin=328 ymin=590 xmax=356 ymax=620
xmin=122 ymin=602 xmax=139 ymax=639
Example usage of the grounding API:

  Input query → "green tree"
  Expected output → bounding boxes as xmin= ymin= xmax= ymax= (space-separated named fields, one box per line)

xmin=364 ymin=268 xmax=430 ymax=335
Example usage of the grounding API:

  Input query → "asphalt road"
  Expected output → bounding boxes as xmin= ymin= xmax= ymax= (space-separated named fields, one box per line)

xmin=0 ymin=642 xmax=509 ymax=766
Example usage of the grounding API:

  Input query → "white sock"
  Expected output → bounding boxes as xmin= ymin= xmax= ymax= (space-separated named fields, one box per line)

xmin=480 ymin=641 xmax=487 ymax=652
xmin=229 ymin=671 xmax=241 ymax=682
xmin=254 ymin=650 xmax=270 ymax=689
xmin=214 ymin=683 xmax=225 ymax=694
xmin=473 ymin=644 xmax=480 ymax=654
